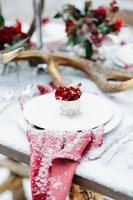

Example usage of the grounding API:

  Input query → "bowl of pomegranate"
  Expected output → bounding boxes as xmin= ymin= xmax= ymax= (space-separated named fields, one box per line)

xmin=55 ymin=86 xmax=82 ymax=116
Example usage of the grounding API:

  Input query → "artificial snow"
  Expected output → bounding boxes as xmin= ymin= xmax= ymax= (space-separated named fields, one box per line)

xmin=0 ymin=26 xmax=133 ymax=199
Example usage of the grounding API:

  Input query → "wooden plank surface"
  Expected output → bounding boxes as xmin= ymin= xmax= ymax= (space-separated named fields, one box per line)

xmin=0 ymin=143 xmax=132 ymax=200
xmin=121 ymin=10 xmax=133 ymax=26
xmin=74 ymin=176 xmax=133 ymax=200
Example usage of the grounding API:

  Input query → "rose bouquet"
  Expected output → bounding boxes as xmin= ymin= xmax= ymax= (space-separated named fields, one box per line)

xmin=0 ymin=15 xmax=29 ymax=51
xmin=55 ymin=0 xmax=122 ymax=59
xmin=0 ymin=14 xmax=32 ymax=74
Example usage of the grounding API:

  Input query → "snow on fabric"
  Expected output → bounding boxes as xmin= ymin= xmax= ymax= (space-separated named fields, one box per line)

xmin=27 ymin=127 xmax=103 ymax=200
xmin=21 ymin=84 xmax=103 ymax=200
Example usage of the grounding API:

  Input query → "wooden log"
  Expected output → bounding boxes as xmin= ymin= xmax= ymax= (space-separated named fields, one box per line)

xmin=0 ymin=159 xmax=29 ymax=178
xmin=120 ymin=10 xmax=133 ymax=26
xmin=12 ymin=175 xmax=27 ymax=200
xmin=70 ymin=184 xmax=104 ymax=200
xmin=0 ymin=174 xmax=23 ymax=192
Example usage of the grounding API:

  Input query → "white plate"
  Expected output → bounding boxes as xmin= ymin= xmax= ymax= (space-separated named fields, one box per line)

xmin=113 ymin=56 xmax=133 ymax=71
xmin=19 ymin=101 xmax=121 ymax=134
xmin=23 ymin=93 xmax=115 ymax=132
xmin=112 ymin=44 xmax=133 ymax=69
xmin=104 ymin=104 xmax=121 ymax=133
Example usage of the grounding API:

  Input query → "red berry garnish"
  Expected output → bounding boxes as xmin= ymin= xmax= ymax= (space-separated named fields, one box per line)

xmin=55 ymin=86 xmax=82 ymax=101
xmin=37 ymin=85 xmax=53 ymax=95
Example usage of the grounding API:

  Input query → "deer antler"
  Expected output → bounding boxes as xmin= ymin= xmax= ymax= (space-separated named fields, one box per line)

xmin=15 ymin=51 xmax=133 ymax=93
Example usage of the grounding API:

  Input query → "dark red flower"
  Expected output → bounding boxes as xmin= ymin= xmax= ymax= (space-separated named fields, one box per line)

xmin=0 ymin=26 xmax=16 ymax=49
xmin=41 ymin=17 xmax=49 ymax=24
xmin=113 ymin=19 xmax=123 ymax=32
xmin=110 ymin=0 xmax=119 ymax=12
xmin=55 ymin=86 xmax=82 ymax=101
xmin=0 ymin=19 xmax=27 ymax=50
xmin=91 ymin=28 xmax=104 ymax=46
xmin=48 ymin=81 xmax=56 ymax=89
xmin=37 ymin=85 xmax=53 ymax=95
xmin=91 ymin=34 xmax=103 ymax=46
xmin=94 ymin=6 xmax=107 ymax=18
xmin=15 ymin=19 xmax=22 ymax=33
xmin=120 ymin=40 xmax=127 ymax=46
xmin=66 ymin=20 xmax=76 ymax=36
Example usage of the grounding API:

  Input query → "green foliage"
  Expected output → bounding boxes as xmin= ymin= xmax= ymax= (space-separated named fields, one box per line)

xmin=98 ymin=22 xmax=115 ymax=34
xmin=98 ymin=24 xmax=109 ymax=34
xmin=67 ymin=35 xmax=84 ymax=46
xmin=0 ymin=14 xmax=4 ymax=27
xmin=12 ymin=35 xmax=22 ymax=45
xmin=70 ymin=26 xmax=76 ymax=34
xmin=54 ymin=12 xmax=62 ymax=18
xmin=55 ymin=0 xmax=121 ymax=60
xmin=107 ymin=23 xmax=115 ymax=32
xmin=85 ymin=42 xmax=93 ymax=59
xmin=67 ymin=35 xmax=76 ymax=45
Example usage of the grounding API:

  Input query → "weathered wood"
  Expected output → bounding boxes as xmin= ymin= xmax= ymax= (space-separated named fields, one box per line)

xmin=0 ymin=159 xmax=27 ymax=199
xmin=0 ymin=144 xmax=132 ymax=200
xmin=74 ymin=175 xmax=133 ymax=200
xmin=11 ymin=174 xmax=27 ymax=200
xmin=0 ymin=143 xmax=30 ymax=164
xmin=0 ymin=174 xmax=24 ymax=194
xmin=70 ymin=184 xmax=103 ymax=200
xmin=121 ymin=10 xmax=133 ymax=26
xmin=0 ymin=158 xmax=104 ymax=200
xmin=12 ymin=184 xmax=27 ymax=200
xmin=0 ymin=159 xmax=29 ymax=177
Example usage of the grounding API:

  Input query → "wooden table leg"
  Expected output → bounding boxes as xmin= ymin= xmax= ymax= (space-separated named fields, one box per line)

xmin=0 ymin=173 xmax=27 ymax=200
xmin=0 ymin=159 xmax=28 ymax=200
xmin=0 ymin=159 xmax=104 ymax=200
xmin=11 ymin=174 xmax=27 ymax=200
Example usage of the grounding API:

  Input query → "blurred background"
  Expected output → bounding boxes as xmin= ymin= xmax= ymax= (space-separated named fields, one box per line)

xmin=1 ymin=0 xmax=133 ymax=24
xmin=0 ymin=1 xmax=133 ymax=200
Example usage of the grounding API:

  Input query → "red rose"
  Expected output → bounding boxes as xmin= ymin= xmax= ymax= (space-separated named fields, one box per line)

xmin=15 ymin=19 xmax=27 ymax=38
xmin=66 ymin=21 xmax=75 ymax=36
xmin=113 ymin=19 xmax=123 ymax=32
xmin=0 ymin=27 xmax=16 ymax=49
xmin=94 ymin=6 xmax=107 ymax=18
xmin=0 ymin=19 xmax=27 ymax=50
